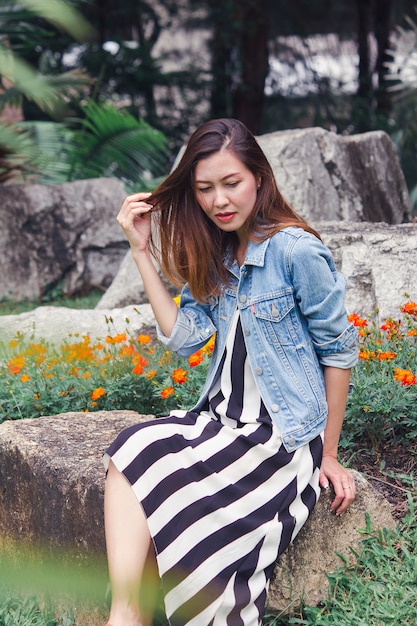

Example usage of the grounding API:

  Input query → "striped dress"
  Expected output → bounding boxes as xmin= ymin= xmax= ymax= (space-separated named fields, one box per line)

xmin=104 ymin=311 xmax=323 ymax=625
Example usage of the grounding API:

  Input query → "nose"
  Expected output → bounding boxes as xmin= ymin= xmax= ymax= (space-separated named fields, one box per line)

xmin=213 ymin=186 xmax=229 ymax=208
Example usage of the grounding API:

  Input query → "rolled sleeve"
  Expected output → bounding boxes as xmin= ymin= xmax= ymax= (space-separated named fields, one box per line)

xmin=314 ymin=324 xmax=359 ymax=368
xmin=156 ymin=284 xmax=216 ymax=356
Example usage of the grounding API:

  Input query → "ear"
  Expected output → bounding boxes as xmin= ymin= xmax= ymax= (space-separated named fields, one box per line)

xmin=257 ymin=178 xmax=262 ymax=189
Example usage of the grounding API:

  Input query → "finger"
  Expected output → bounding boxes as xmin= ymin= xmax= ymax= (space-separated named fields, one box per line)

xmin=333 ymin=480 xmax=356 ymax=515
xmin=319 ymin=471 xmax=329 ymax=490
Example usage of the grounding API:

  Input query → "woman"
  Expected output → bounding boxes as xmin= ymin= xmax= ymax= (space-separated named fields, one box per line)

xmin=103 ymin=118 xmax=358 ymax=626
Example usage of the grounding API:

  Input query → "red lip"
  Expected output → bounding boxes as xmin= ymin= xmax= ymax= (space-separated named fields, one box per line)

xmin=216 ymin=212 xmax=235 ymax=222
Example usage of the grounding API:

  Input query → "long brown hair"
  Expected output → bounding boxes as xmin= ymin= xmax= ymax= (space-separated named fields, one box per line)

xmin=148 ymin=118 xmax=320 ymax=302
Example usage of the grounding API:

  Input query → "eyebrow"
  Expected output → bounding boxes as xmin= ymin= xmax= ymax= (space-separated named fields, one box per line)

xmin=195 ymin=172 xmax=241 ymax=184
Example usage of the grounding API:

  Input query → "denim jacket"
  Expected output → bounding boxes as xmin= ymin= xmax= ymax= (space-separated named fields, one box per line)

xmin=157 ymin=227 xmax=358 ymax=452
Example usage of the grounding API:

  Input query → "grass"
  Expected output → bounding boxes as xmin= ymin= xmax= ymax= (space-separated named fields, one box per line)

xmin=1 ymin=503 xmax=416 ymax=625
xmin=263 ymin=501 xmax=417 ymax=625
xmin=0 ymin=290 xmax=103 ymax=316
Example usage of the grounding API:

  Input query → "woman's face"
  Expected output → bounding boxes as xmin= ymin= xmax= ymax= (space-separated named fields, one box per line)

xmin=194 ymin=149 xmax=260 ymax=242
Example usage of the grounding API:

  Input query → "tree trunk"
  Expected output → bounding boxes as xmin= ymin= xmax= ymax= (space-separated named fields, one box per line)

xmin=356 ymin=0 xmax=373 ymax=100
xmin=232 ymin=0 xmax=270 ymax=134
xmin=208 ymin=0 xmax=236 ymax=119
xmin=374 ymin=0 xmax=393 ymax=114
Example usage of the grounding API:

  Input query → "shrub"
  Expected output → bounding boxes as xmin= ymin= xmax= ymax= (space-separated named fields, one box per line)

xmin=0 ymin=316 xmax=213 ymax=423
xmin=343 ymin=301 xmax=417 ymax=452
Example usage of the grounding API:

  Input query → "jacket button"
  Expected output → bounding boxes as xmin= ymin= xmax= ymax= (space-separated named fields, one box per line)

xmin=287 ymin=438 xmax=296 ymax=447
xmin=271 ymin=404 xmax=279 ymax=412
xmin=244 ymin=328 xmax=250 ymax=336
xmin=255 ymin=367 xmax=263 ymax=376
xmin=239 ymin=294 xmax=247 ymax=303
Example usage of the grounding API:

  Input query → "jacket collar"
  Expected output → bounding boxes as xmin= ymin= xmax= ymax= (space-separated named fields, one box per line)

xmin=244 ymin=237 xmax=270 ymax=267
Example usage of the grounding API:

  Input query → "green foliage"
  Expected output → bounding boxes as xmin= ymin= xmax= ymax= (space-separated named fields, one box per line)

xmin=0 ymin=0 xmax=93 ymax=182
xmin=0 ymin=290 xmax=102 ymax=316
xmin=342 ymin=302 xmax=417 ymax=452
xmin=386 ymin=9 xmax=417 ymax=213
xmin=263 ymin=500 xmax=417 ymax=625
xmin=66 ymin=102 xmax=170 ymax=189
xmin=0 ymin=591 xmax=67 ymax=626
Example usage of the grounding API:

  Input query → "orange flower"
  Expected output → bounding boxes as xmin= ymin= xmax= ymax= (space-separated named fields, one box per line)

xmin=393 ymin=368 xmax=417 ymax=386
xmin=402 ymin=301 xmax=417 ymax=316
xmin=132 ymin=355 xmax=148 ymax=375
xmin=91 ymin=386 xmax=106 ymax=400
xmin=7 ymin=355 xmax=26 ymax=375
xmin=188 ymin=351 xmax=204 ymax=367
xmin=348 ymin=313 xmax=368 ymax=327
xmin=407 ymin=329 xmax=417 ymax=337
xmin=105 ymin=333 xmax=127 ymax=344
xmin=172 ymin=367 xmax=188 ymax=384
xmin=20 ymin=374 xmax=31 ymax=383
xmin=161 ymin=386 xmax=174 ymax=398
xmin=145 ymin=369 xmax=157 ymax=379
xmin=202 ymin=335 xmax=216 ymax=353
xmin=137 ymin=334 xmax=152 ymax=344
xmin=119 ymin=344 xmax=136 ymax=358
xmin=359 ymin=350 xmax=375 ymax=360
xmin=377 ymin=351 xmax=397 ymax=361
xmin=380 ymin=319 xmax=401 ymax=332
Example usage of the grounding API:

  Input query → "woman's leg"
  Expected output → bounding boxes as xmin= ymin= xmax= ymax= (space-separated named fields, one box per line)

xmin=104 ymin=460 xmax=158 ymax=626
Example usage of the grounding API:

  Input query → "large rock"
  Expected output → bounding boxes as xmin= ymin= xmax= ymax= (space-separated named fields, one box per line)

xmin=0 ymin=178 xmax=127 ymax=303
xmin=98 ymin=220 xmax=417 ymax=322
xmin=256 ymin=127 xmax=410 ymax=224
xmin=0 ymin=221 xmax=415 ymax=344
xmin=0 ymin=411 xmax=396 ymax=613
xmin=0 ymin=127 xmax=411 ymax=306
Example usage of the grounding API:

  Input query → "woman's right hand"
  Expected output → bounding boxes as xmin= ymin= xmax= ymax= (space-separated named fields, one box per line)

xmin=117 ymin=192 xmax=153 ymax=253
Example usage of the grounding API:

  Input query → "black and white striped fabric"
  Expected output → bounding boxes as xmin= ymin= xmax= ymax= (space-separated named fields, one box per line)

xmin=104 ymin=311 xmax=323 ymax=625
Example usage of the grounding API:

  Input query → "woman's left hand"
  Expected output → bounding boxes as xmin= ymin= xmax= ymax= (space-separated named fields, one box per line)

xmin=319 ymin=454 xmax=356 ymax=515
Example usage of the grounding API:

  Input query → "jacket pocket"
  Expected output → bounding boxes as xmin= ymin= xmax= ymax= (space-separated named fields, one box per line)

xmin=253 ymin=290 xmax=299 ymax=346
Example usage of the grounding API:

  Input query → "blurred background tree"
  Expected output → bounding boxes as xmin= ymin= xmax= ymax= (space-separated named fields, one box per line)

xmin=1 ymin=0 xmax=416 ymax=211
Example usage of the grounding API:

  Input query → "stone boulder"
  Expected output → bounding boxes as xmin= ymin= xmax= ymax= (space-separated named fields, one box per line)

xmin=0 ymin=303 xmax=155 ymax=345
xmin=0 ymin=221 xmax=415 ymax=344
xmin=0 ymin=127 xmax=411 ymax=306
xmin=0 ymin=178 xmax=127 ymax=303
xmin=256 ymin=127 xmax=411 ymax=224
xmin=0 ymin=411 xmax=396 ymax=613
xmin=98 ymin=220 xmax=417 ymax=322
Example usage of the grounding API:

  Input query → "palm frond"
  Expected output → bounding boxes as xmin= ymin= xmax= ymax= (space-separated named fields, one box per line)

xmin=0 ymin=46 xmax=65 ymax=117
xmin=0 ymin=122 xmax=38 ymax=182
xmin=18 ymin=0 xmax=95 ymax=42
xmin=18 ymin=120 xmax=74 ymax=184
xmin=68 ymin=102 xmax=170 ymax=187
xmin=386 ymin=11 xmax=417 ymax=98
